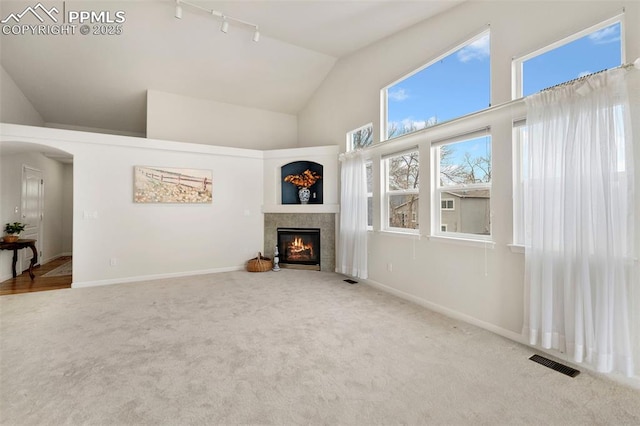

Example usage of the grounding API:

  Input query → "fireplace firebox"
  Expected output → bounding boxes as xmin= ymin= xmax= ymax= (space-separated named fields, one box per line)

xmin=277 ymin=228 xmax=321 ymax=270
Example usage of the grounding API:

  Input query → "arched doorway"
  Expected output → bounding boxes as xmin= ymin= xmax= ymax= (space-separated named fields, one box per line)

xmin=0 ymin=141 xmax=73 ymax=294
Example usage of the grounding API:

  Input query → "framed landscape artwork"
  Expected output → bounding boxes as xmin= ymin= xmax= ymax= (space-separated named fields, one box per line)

xmin=134 ymin=166 xmax=213 ymax=203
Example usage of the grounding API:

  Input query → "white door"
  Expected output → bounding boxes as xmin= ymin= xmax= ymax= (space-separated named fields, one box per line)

xmin=21 ymin=166 xmax=43 ymax=271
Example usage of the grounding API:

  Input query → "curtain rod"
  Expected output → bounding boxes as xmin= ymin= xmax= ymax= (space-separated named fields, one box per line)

xmin=542 ymin=57 xmax=640 ymax=92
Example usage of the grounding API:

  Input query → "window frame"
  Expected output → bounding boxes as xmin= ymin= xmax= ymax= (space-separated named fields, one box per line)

xmin=432 ymin=130 xmax=492 ymax=241
xmin=511 ymin=16 xmax=624 ymax=100
xmin=383 ymin=148 xmax=420 ymax=234
xmin=381 ymin=29 xmax=491 ymax=142
xmin=346 ymin=123 xmax=374 ymax=152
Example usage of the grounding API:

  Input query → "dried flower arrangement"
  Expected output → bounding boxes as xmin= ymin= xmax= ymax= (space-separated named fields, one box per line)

xmin=284 ymin=169 xmax=322 ymax=188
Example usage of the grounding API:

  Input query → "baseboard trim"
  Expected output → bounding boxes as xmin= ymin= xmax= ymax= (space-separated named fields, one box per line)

xmin=71 ymin=265 xmax=244 ymax=289
xmin=361 ymin=277 xmax=526 ymax=344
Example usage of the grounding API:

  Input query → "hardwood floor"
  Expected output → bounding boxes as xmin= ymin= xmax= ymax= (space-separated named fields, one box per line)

xmin=0 ymin=256 xmax=72 ymax=296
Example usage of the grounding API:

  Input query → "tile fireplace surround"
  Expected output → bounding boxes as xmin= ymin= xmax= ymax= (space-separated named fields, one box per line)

xmin=264 ymin=213 xmax=336 ymax=272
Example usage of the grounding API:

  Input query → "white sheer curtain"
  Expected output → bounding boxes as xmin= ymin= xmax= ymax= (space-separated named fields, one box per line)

xmin=338 ymin=150 xmax=368 ymax=279
xmin=523 ymin=67 xmax=637 ymax=377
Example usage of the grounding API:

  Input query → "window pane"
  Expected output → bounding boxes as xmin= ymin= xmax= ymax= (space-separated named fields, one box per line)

xmin=441 ymin=198 xmax=455 ymax=210
xmin=386 ymin=32 xmax=490 ymax=139
xmin=367 ymin=197 xmax=373 ymax=228
xmin=523 ymin=22 xmax=621 ymax=96
xmin=349 ymin=124 xmax=373 ymax=151
xmin=440 ymin=190 xmax=490 ymax=235
xmin=389 ymin=194 xmax=419 ymax=229
xmin=388 ymin=151 xmax=419 ymax=190
xmin=439 ymin=136 xmax=491 ymax=186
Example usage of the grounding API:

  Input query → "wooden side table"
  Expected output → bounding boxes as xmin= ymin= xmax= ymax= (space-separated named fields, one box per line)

xmin=0 ymin=239 xmax=38 ymax=280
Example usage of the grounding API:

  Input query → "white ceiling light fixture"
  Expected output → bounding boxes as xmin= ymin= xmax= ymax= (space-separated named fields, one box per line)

xmin=174 ymin=0 xmax=260 ymax=42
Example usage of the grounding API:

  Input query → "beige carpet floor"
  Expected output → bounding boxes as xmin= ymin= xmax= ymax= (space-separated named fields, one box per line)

xmin=1 ymin=269 xmax=639 ymax=425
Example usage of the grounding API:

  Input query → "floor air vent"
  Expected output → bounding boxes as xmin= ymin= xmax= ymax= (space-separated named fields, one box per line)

xmin=529 ymin=354 xmax=580 ymax=377
xmin=343 ymin=279 xmax=358 ymax=284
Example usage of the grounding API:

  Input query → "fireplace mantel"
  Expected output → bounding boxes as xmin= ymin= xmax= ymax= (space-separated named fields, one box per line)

xmin=262 ymin=204 xmax=339 ymax=214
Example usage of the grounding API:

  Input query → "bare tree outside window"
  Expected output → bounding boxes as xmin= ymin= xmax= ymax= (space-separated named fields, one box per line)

xmin=348 ymin=124 xmax=374 ymax=151
xmin=387 ymin=151 xmax=419 ymax=230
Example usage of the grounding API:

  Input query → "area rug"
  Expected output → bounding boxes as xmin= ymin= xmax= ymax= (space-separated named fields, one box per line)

xmin=42 ymin=260 xmax=72 ymax=277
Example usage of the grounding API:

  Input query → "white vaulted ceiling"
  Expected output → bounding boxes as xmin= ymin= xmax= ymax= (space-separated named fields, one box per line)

xmin=0 ymin=0 xmax=465 ymax=136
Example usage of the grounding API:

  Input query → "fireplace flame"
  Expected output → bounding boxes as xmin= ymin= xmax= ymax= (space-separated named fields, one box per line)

xmin=287 ymin=236 xmax=314 ymax=260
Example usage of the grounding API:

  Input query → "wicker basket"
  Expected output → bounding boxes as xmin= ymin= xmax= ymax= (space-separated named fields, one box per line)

xmin=246 ymin=252 xmax=273 ymax=272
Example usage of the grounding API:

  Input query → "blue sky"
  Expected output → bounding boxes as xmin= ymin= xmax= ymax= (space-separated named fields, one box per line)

xmin=387 ymin=22 xmax=622 ymax=135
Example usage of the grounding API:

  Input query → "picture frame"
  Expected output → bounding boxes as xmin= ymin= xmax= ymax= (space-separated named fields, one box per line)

xmin=134 ymin=166 xmax=212 ymax=203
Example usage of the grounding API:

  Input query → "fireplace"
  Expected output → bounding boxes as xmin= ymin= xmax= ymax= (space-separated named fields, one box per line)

xmin=277 ymin=228 xmax=321 ymax=270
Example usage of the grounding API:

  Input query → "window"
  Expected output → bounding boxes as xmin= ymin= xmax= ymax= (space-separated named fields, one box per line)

xmin=384 ymin=150 xmax=419 ymax=232
xmin=347 ymin=123 xmax=373 ymax=151
xmin=366 ymin=160 xmax=373 ymax=229
xmin=513 ymin=19 xmax=622 ymax=98
xmin=433 ymin=131 xmax=491 ymax=239
xmin=441 ymin=199 xmax=455 ymax=210
xmin=383 ymin=31 xmax=490 ymax=140
xmin=512 ymin=18 xmax=623 ymax=245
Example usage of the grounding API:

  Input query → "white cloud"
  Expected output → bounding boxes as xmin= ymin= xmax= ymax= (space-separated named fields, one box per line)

xmin=588 ymin=26 xmax=620 ymax=45
xmin=457 ymin=33 xmax=490 ymax=63
xmin=577 ymin=70 xmax=592 ymax=78
xmin=388 ymin=88 xmax=409 ymax=102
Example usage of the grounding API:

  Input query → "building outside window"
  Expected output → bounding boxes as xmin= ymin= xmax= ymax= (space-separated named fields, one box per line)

xmin=433 ymin=132 xmax=491 ymax=238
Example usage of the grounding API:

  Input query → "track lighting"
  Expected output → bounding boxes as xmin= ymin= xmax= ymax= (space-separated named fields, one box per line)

xmin=174 ymin=0 xmax=260 ymax=42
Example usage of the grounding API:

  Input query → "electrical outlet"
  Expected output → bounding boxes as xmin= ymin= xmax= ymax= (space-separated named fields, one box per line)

xmin=387 ymin=263 xmax=393 ymax=272
xmin=110 ymin=258 xmax=118 ymax=267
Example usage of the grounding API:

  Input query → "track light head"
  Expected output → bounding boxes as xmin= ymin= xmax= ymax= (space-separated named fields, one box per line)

xmin=175 ymin=2 xmax=259 ymax=42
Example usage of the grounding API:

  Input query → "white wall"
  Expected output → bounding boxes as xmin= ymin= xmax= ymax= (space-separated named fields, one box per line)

xmin=297 ymin=0 xmax=640 ymax=340
xmin=0 ymin=65 xmax=44 ymax=127
xmin=61 ymin=163 xmax=73 ymax=254
xmin=299 ymin=1 xmax=640 ymax=146
xmin=147 ymin=90 xmax=298 ymax=150
xmin=0 ymin=124 xmax=265 ymax=286
xmin=0 ymin=150 xmax=69 ymax=280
